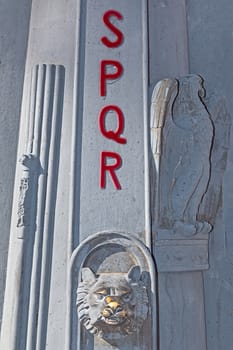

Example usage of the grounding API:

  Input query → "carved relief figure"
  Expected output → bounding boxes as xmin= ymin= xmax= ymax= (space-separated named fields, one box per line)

xmin=16 ymin=154 xmax=39 ymax=233
xmin=17 ymin=177 xmax=29 ymax=227
xmin=151 ymin=75 xmax=214 ymax=236
xmin=76 ymin=265 xmax=149 ymax=339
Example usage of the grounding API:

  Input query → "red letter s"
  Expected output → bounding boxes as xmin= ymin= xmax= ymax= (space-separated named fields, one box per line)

xmin=101 ymin=10 xmax=124 ymax=48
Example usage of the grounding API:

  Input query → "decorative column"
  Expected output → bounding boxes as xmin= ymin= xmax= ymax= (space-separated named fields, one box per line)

xmin=0 ymin=64 xmax=65 ymax=350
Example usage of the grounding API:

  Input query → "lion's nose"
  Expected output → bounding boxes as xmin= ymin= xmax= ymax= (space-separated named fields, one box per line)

xmin=107 ymin=300 xmax=121 ymax=312
xmin=105 ymin=296 xmax=115 ymax=303
xmin=104 ymin=296 xmax=123 ymax=314
xmin=101 ymin=296 xmax=127 ymax=319
xmin=105 ymin=296 xmax=120 ymax=305
xmin=105 ymin=296 xmax=121 ymax=311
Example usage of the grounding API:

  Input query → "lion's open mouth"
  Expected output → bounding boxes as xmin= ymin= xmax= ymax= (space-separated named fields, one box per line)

xmin=102 ymin=316 xmax=125 ymax=325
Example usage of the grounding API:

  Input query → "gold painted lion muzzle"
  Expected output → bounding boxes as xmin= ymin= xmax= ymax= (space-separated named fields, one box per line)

xmin=100 ymin=296 xmax=128 ymax=325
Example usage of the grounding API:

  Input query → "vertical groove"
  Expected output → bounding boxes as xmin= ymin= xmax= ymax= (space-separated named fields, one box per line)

xmin=26 ymin=63 xmax=48 ymax=350
xmin=183 ymin=0 xmax=190 ymax=73
xmin=25 ymin=64 xmax=62 ymax=350
xmin=20 ymin=64 xmax=46 ymax=350
xmin=65 ymin=0 xmax=84 ymax=349
xmin=36 ymin=65 xmax=64 ymax=349
xmin=143 ymin=4 xmax=158 ymax=350
xmin=32 ymin=64 xmax=46 ymax=158
xmin=27 ymin=65 xmax=38 ymax=154
xmin=9 ymin=65 xmax=39 ymax=350
xmin=143 ymin=0 xmax=151 ymax=251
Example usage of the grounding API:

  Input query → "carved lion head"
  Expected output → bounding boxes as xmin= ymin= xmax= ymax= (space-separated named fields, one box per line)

xmin=76 ymin=266 xmax=149 ymax=338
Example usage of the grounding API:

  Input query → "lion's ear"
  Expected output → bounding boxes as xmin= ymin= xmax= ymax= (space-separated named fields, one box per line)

xmin=127 ymin=265 xmax=141 ymax=282
xmin=81 ymin=267 xmax=96 ymax=283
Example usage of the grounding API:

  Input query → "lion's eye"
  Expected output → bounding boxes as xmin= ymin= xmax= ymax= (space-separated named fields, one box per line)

xmin=122 ymin=292 xmax=132 ymax=302
xmin=95 ymin=290 xmax=107 ymax=300
xmin=96 ymin=294 xmax=105 ymax=300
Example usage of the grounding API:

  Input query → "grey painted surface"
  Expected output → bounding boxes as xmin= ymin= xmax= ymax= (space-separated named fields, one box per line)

xmin=187 ymin=1 xmax=233 ymax=349
xmin=0 ymin=0 xmax=32 ymax=326
xmin=0 ymin=0 xmax=233 ymax=349
xmin=148 ymin=0 xmax=189 ymax=84
xmin=158 ymin=272 xmax=206 ymax=350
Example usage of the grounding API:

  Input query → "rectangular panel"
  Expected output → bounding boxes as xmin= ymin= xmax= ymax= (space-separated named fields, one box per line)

xmin=71 ymin=2 xmax=153 ymax=349
xmin=79 ymin=0 xmax=148 ymax=241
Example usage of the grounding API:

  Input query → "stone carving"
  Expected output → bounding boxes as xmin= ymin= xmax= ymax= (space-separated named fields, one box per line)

xmin=17 ymin=154 xmax=40 ymax=237
xmin=151 ymin=75 xmax=214 ymax=236
xmin=12 ymin=65 xmax=65 ymax=348
xmin=68 ymin=232 xmax=157 ymax=349
xmin=76 ymin=265 xmax=149 ymax=339
xmin=17 ymin=177 xmax=29 ymax=227
xmin=198 ymin=94 xmax=231 ymax=224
